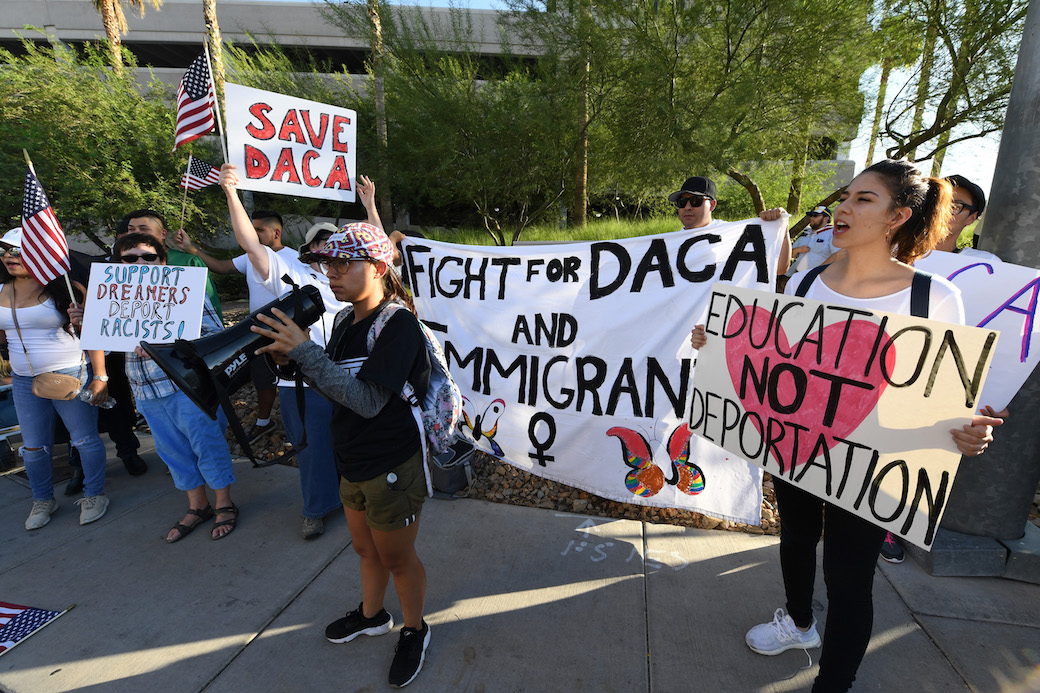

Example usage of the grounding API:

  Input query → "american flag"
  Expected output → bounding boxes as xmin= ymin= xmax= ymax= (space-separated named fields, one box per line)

xmin=21 ymin=167 xmax=71 ymax=285
xmin=0 ymin=601 xmax=65 ymax=656
xmin=180 ymin=155 xmax=221 ymax=190
xmin=172 ymin=54 xmax=216 ymax=151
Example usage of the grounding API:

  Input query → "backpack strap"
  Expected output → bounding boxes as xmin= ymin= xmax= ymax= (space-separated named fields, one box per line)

xmin=910 ymin=270 xmax=933 ymax=319
xmin=793 ymin=264 xmax=828 ymax=297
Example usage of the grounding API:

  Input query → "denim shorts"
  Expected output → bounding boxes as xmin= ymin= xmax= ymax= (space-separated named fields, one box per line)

xmin=339 ymin=452 xmax=426 ymax=531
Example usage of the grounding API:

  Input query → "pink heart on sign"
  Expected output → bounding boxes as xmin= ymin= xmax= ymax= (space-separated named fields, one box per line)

xmin=725 ymin=306 xmax=894 ymax=470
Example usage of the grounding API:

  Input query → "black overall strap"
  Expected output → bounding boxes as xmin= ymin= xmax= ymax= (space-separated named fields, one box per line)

xmin=909 ymin=270 xmax=933 ymax=318
xmin=793 ymin=264 xmax=828 ymax=297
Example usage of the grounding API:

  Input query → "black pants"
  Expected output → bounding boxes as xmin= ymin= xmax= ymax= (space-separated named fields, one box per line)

xmin=97 ymin=352 xmax=139 ymax=459
xmin=774 ymin=480 xmax=887 ymax=693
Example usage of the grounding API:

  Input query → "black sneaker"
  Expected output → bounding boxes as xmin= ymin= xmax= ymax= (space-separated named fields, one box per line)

xmin=248 ymin=421 xmax=275 ymax=441
xmin=389 ymin=621 xmax=430 ymax=688
xmin=880 ymin=532 xmax=905 ymax=563
xmin=325 ymin=602 xmax=394 ymax=643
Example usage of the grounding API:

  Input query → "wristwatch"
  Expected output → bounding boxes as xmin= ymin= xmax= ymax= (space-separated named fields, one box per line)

xmin=92 ymin=375 xmax=110 ymax=382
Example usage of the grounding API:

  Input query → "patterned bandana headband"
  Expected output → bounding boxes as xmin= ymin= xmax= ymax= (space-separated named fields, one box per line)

xmin=317 ymin=222 xmax=394 ymax=267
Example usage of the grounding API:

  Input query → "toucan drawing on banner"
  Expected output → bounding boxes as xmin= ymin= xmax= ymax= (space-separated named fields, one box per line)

xmin=461 ymin=396 xmax=506 ymax=456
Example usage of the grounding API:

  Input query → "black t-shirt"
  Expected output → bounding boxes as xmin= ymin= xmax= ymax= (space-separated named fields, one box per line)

xmin=327 ymin=303 xmax=431 ymax=482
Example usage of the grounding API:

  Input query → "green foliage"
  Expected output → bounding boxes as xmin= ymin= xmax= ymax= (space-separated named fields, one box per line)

xmin=0 ymin=34 xmax=221 ymax=243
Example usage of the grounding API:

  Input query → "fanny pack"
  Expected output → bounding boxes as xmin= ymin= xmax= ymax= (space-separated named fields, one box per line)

xmin=9 ymin=285 xmax=84 ymax=401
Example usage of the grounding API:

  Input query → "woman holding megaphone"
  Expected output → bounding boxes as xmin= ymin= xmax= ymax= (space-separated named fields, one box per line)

xmin=250 ymin=223 xmax=434 ymax=688
xmin=70 ymin=232 xmax=239 ymax=542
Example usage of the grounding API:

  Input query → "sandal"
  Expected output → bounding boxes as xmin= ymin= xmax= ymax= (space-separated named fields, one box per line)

xmin=211 ymin=504 xmax=239 ymax=541
xmin=165 ymin=505 xmax=215 ymax=544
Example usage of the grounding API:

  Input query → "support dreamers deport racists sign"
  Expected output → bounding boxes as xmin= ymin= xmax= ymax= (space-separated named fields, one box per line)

xmin=79 ymin=263 xmax=208 ymax=352
xmin=225 ymin=83 xmax=357 ymax=203
xmin=691 ymin=285 xmax=997 ymax=550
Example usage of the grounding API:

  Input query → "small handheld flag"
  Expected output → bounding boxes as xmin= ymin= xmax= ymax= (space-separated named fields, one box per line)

xmin=21 ymin=167 xmax=71 ymax=286
xmin=180 ymin=155 xmax=221 ymax=190
xmin=0 ymin=601 xmax=70 ymax=657
xmin=173 ymin=54 xmax=217 ymax=151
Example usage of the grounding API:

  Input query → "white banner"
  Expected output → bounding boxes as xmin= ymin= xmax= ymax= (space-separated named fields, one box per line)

xmin=403 ymin=219 xmax=788 ymax=524
xmin=915 ymin=249 xmax=1040 ymax=411
xmin=691 ymin=284 xmax=997 ymax=549
xmin=79 ymin=263 xmax=208 ymax=351
xmin=225 ymin=82 xmax=357 ymax=203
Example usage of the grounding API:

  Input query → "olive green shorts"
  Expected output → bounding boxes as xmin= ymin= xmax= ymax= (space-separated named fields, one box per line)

xmin=339 ymin=451 xmax=426 ymax=531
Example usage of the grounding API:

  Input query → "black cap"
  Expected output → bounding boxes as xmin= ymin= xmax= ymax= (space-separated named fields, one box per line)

xmin=668 ymin=176 xmax=717 ymax=202
xmin=946 ymin=175 xmax=986 ymax=216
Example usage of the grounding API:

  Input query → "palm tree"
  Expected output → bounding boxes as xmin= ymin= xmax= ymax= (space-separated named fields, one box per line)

xmin=92 ymin=0 xmax=164 ymax=74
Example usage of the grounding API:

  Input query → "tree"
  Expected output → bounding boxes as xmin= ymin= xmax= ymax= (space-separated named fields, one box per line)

xmin=91 ymin=0 xmax=163 ymax=74
xmin=0 ymin=36 xmax=220 ymax=243
xmin=864 ymin=10 xmax=923 ymax=167
xmin=203 ymin=0 xmax=225 ymax=101
xmin=879 ymin=0 xmax=1028 ymax=165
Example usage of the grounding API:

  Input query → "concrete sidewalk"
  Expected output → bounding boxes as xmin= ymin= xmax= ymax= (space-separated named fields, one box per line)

xmin=1 ymin=438 xmax=1038 ymax=693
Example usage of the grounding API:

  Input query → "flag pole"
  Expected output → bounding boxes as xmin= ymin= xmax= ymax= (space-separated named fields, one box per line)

xmin=20 ymin=150 xmax=78 ymax=309
xmin=179 ymin=156 xmax=192 ymax=232
xmin=203 ymin=40 xmax=228 ymax=163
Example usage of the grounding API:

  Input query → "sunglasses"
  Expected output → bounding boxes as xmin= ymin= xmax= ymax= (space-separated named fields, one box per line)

xmin=2 ymin=247 xmax=21 ymax=257
xmin=675 ymin=195 xmax=709 ymax=209
xmin=121 ymin=252 xmax=161 ymax=263
xmin=951 ymin=201 xmax=978 ymax=216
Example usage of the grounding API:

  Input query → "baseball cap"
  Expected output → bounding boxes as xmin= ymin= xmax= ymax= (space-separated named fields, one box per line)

xmin=313 ymin=222 xmax=394 ymax=267
xmin=946 ymin=175 xmax=986 ymax=216
xmin=303 ymin=222 xmax=339 ymax=246
xmin=668 ymin=176 xmax=717 ymax=203
xmin=807 ymin=206 xmax=831 ymax=217
xmin=0 ymin=228 xmax=23 ymax=248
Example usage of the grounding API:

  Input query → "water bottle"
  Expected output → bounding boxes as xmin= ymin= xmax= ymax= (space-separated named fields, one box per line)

xmin=75 ymin=389 xmax=116 ymax=409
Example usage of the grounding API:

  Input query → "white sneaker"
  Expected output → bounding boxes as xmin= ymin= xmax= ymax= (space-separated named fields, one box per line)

xmin=746 ymin=608 xmax=821 ymax=655
xmin=75 ymin=495 xmax=110 ymax=525
xmin=25 ymin=498 xmax=58 ymax=530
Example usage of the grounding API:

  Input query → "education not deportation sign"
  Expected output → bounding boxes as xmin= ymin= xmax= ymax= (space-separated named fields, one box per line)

xmin=402 ymin=219 xmax=788 ymax=524
xmin=79 ymin=263 xmax=208 ymax=352
xmin=690 ymin=284 xmax=998 ymax=549
xmin=225 ymin=82 xmax=357 ymax=203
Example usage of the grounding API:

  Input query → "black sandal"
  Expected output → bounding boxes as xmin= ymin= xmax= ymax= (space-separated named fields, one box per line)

xmin=165 ymin=505 xmax=215 ymax=544
xmin=211 ymin=504 xmax=239 ymax=541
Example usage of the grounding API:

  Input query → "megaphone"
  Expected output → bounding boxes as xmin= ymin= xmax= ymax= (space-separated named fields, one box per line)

xmin=141 ymin=284 xmax=325 ymax=420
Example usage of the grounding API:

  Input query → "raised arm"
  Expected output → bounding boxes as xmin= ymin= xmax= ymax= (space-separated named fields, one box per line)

xmin=170 ymin=229 xmax=239 ymax=275
xmin=220 ymin=163 xmax=270 ymax=280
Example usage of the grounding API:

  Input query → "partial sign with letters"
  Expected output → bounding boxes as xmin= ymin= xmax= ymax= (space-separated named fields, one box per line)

xmin=690 ymin=284 xmax=998 ymax=549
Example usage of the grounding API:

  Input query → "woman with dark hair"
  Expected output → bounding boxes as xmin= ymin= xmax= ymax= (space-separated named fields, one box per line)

xmin=73 ymin=232 xmax=238 ymax=542
xmin=691 ymin=160 xmax=1003 ymax=691
xmin=250 ymin=223 xmax=432 ymax=688
xmin=0 ymin=228 xmax=110 ymax=530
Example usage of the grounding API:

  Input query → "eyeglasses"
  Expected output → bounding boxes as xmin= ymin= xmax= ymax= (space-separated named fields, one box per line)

xmin=2 ymin=247 xmax=21 ymax=257
xmin=675 ymin=195 xmax=709 ymax=209
xmin=121 ymin=252 xmax=160 ymax=263
xmin=951 ymin=201 xmax=978 ymax=216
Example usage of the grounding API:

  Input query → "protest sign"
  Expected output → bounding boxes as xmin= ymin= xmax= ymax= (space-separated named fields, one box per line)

xmin=690 ymin=284 xmax=997 ymax=549
xmin=79 ymin=263 xmax=208 ymax=352
xmin=402 ymin=219 xmax=788 ymax=524
xmin=915 ymin=249 xmax=1040 ymax=411
xmin=225 ymin=83 xmax=357 ymax=203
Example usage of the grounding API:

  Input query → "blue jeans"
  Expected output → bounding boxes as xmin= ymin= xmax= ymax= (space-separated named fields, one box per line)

xmin=279 ymin=386 xmax=341 ymax=519
xmin=12 ymin=367 xmax=107 ymax=500
xmin=137 ymin=391 xmax=235 ymax=492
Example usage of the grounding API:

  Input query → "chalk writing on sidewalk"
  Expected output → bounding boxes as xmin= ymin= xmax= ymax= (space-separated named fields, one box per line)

xmin=556 ymin=516 xmax=689 ymax=571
